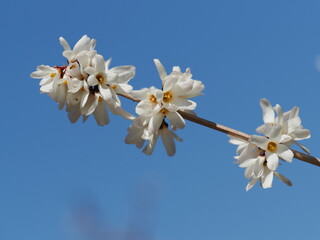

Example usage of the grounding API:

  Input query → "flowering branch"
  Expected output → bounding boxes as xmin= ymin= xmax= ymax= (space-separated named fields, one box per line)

xmin=118 ymin=92 xmax=320 ymax=167
xmin=30 ymin=35 xmax=318 ymax=190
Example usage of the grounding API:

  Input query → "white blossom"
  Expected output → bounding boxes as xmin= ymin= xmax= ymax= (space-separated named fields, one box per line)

xmin=257 ymin=98 xmax=311 ymax=153
xmin=125 ymin=60 xmax=204 ymax=156
xmin=31 ymin=35 xmax=135 ymax=126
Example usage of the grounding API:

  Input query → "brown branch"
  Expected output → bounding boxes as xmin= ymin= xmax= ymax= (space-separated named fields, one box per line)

xmin=119 ymin=93 xmax=320 ymax=167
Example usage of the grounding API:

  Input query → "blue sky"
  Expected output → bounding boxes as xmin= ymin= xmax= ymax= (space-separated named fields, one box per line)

xmin=2 ymin=0 xmax=320 ymax=239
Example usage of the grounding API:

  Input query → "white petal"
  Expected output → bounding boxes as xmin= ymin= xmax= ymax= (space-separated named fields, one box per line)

xmin=261 ymin=168 xmax=274 ymax=189
xmin=108 ymin=66 xmax=135 ymax=83
xmin=59 ymin=37 xmax=71 ymax=51
xmin=291 ymin=129 xmax=311 ymax=140
xmin=143 ymin=134 xmax=159 ymax=155
xmin=274 ymin=172 xmax=292 ymax=186
xmin=239 ymin=158 xmax=258 ymax=168
xmin=260 ymin=98 xmax=275 ymax=124
xmin=99 ymin=86 xmax=112 ymax=101
xmin=276 ymin=144 xmax=293 ymax=163
xmin=148 ymin=113 xmax=164 ymax=133
xmin=294 ymin=141 xmax=311 ymax=154
xmin=166 ymin=112 xmax=185 ymax=130
xmin=246 ymin=178 xmax=259 ymax=191
xmin=67 ymin=104 xmax=81 ymax=123
xmin=249 ymin=135 xmax=268 ymax=150
xmin=81 ymin=94 xmax=99 ymax=115
xmin=154 ymin=59 xmax=167 ymax=81
xmin=93 ymin=101 xmax=109 ymax=126
xmin=87 ymin=75 xmax=99 ymax=86
xmin=268 ymin=125 xmax=282 ymax=142
xmin=253 ymin=156 xmax=265 ymax=177
xmin=274 ymin=104 xmax=284 ymax=125
xmin=94 ymin=54 xmax=106 ymax=73
xmin=266 ymin=152 xmax=279 ymax=171
xmin=161 ymin=128 xmax=176 ymax=156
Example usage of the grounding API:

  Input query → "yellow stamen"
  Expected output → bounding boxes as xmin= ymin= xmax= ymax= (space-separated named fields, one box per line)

xmin=112 ymin=85 xmax=117 ymax=89
xmin=267 ymin=142 xmax=277 ymax=152
xmin=70 ymin=65 xmax=76 ymax=69
xmin=149 ymin=94 xmax=157 ymax=103
xmin=160 ymin=108 xmax=168 ymax=114
xmin=98 ymin=97 xmax=104 ymax=102
xmin=63 ymin=80 xmax=68 ymax=85
xmin=50 ymin=73 xmax=56 ymax=78
xmin=163 ymin=91 xmax=173 ymax=103
xmin=96 ymin=74 xmax=105 ymax=84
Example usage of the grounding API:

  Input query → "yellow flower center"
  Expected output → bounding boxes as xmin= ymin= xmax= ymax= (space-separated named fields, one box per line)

xmin=163 ymin=91 xmax=173 ymax=103
xmin=96 ymin=74 xmax=105 ymax=84
xmin=267 ymin=142 xmax=277 ymax=152
xmin=149 ymin=94 xmax=157 ymax=103
xmin=50 ymin=73 xmax=56 ymax=78
xmin=112 ymin=85 xmax=117 ymax=89
xmin=160 ymin=108 xmax=168 ymax=114
xmin=98 ymin=97 xmax=103 ymax=102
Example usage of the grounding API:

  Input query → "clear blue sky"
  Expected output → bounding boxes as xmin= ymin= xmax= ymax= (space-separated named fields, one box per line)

xmin=2 ymin=0 xmax=320 ymax=239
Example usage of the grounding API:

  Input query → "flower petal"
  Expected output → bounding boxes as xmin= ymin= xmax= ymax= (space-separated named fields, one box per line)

xmin=166 ymin=111 xmax=185 ymax=130
xmin=266 ymin=152 xmax=279 ymax=171
xmin=261 ymin=168 xmax=274 ymax=189
xmin=154 ymin=59 xmax=167 ymax=81
xmin=274 ymin=172 xmax=292 ymax=186
xmin=161 ymin=128 xmax=176 ymax=156
xmin=249 ymin=135 xmax=269 ymax=150
xmin=246 ymin=178 xmax=259 ymax=191
xmin=260 ymin=98 xmax=274 ymax=124
xmin=276 ymin=144 xmax=293 ymax=163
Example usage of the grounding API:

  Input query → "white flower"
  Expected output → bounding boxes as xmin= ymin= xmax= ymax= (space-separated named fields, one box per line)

xmin=249 ymin=125 xmax=294 ymax=171
xmin=31 ymin=35 xmax=136 ymax=126
xmin=233 ymin=140 xmax=292 ymax=191
xmin=125 ymin=116 xmax=183 ymax=156
xmin=125 ymin=60 xmax=204 ymax=156
xmin=257 ymin=98 xmax=311 ymax=153
xmin=30 ymin=65 xmax=69 ymax=109
xmin=59 ymin=35 xmax=96 ymax=62
xmin=154 ymin=59 xmax=204 ymax=112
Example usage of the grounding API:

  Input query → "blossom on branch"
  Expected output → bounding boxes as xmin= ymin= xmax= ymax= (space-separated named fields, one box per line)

xmin=30 ymin=35 xmax=135 ymax=126
xmin=229 ymin=98 xmax=310 ymax=190
xmin=125 ymin=59 xmax=204 ymax=156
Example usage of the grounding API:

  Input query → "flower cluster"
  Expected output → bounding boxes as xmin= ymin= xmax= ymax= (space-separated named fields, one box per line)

xmin=30 ymin=35 xmax=135 ymax=126
xmin=31 ymin=36 xmax=205 ymax=156
xmin=125 ymin=59 xmax=204 ymax=156
xmin=230 ymin=98 xmax=311 ymax=191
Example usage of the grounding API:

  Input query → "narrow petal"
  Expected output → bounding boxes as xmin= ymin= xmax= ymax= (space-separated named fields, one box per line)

xmin=294 ymin=141 xmax=311 ymax=154
xmin=94 ymin=54 xmax=105 ymax=73
xmin=59 ymin=37 xmax=71 ymax=51
xmin=148 ymin=113 xmax=164 ymax=133
xmin=261 ymin=168 xmax=274 ymax=189
xmin=154 ymin=59 xmax=167 ymax=81
xmin=253 ymin=156 xmax=265 ymax=177
xmin=276 ymin=144 xmax=293 ymax=163
xmin=93 ymin=101 xmax=109 ymax=126
xmin=166 ymin=112 xmax=185 ymax=130
xmin=161 ymin=128 xmax=176 ymax=156
xmin=260 ymin=98 xmax=275 ymax=124
xmin=249 ymin=135 xmax=269 ymax=150
xmin=291 ymin=129 xmax=311 ymax=140
xmin=268 ymin=125 xmax=282 ymax=142
xmin=67 ymin=104 xmax=81 ymax=123
xmin=274 ymin=172 xmax=292 ymax=186
xmin=143 ymin=134 xmax=159 ymax=155
xmin=246 ymin=178 xmax=259 ymax=191
xmin=266 ymin=152 xmax=279 ymax=171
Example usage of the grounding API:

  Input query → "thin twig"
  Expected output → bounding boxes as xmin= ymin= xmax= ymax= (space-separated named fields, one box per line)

xmin=119 ymin=93 xmax=320 ymax=167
